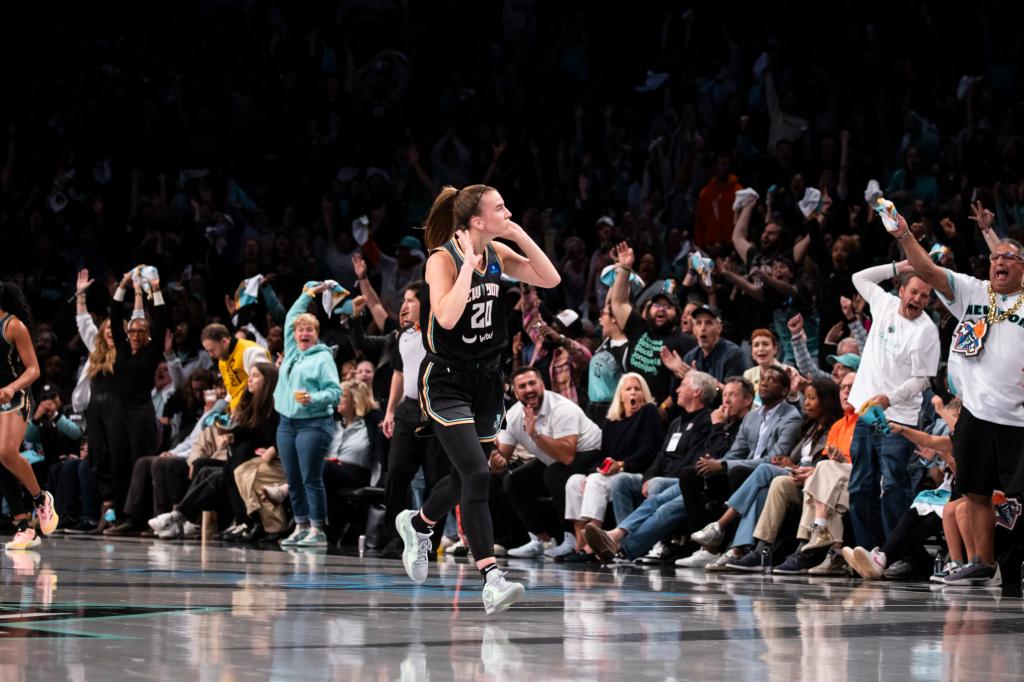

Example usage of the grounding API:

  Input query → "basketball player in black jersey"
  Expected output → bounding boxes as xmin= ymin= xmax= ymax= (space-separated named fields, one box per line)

xmin=0 ymin=283 xmax=59 ymax=550
xmin=395 ymin=183 xmax=560 ymax=615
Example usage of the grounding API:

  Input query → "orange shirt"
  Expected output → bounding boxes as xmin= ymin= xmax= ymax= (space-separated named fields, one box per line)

xmin=695 ymin=174 xmax=742 ymax=247
xmin=823 ymin=409 xmax=859 ymax=463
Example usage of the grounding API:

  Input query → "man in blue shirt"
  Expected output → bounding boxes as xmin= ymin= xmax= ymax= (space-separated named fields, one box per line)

xmin=682 ymin=305 xmax=748 ymax=382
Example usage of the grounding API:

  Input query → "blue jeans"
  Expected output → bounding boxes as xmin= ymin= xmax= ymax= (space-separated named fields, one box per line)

xmin=848 ymin=419 xmax=916 ymax=548
xmin=609 ymin=473 xmax=676 ymax=524
xmin=726 ymin=463 xmax=790 ymax=548
xmin=277 ymin=415 xmax=334 ymax=527
xmin=618 ymin=481 xmax=686 ymax=559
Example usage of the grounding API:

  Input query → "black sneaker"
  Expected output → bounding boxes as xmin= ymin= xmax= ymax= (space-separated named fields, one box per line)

xmin=728 ymin=541 xmax=773 ymax=573
xmin=562 ymin=550 xmax=597 ymax=564
xmin=882 ymin=558 xmax=929 ymax=580
xmin=773 ymin=547 xmax=826 ymax=574
xmin=942 ymin=560 xmax=1000 ymax=586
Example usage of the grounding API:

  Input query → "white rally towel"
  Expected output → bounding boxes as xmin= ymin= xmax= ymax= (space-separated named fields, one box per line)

xmin=798 ymin=188 xmax=822 ymax=218
xmin=871 ymin=196 xmax=903 ymax=233
xmin=321 ymin=280 xmax=350 ymax=318
xmin=236 ymin=275 xmax=264 ymax=309
xmin=732 ymin=188 xmax=759 ymax=212
xmin=130 ymin=265 xmax=161 ymax=299
xmin=863 ymin=179 xmax=882 ymax=204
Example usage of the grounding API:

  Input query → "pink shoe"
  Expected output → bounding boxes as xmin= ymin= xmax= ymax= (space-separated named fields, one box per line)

xmin=36 ymin=491 xmax=59 ymax=536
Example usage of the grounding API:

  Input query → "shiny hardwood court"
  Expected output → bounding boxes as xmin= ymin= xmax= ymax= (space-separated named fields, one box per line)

xmin=1 ymin=536 xmax=1022 ymax=680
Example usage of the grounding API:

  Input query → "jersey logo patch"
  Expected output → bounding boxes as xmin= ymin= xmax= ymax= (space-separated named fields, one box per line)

xmin=993 ymin=492 xmax=1021 ymax=531
xmin=951 ymin=318 xmax=987 ymax=357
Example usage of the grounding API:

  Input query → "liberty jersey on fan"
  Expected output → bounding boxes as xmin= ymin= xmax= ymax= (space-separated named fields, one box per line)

xmin=419 ymin=236 xmax=507 ymax=362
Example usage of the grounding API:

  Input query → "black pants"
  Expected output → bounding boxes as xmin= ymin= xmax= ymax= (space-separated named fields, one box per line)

xmin=324 ymin=460 xmax=372 ymax=535
xmin=151 ymin=457 xmax=189 ymax=514
xmin=86 ymin=393 xmax=120 ymax=504
xmin=880 ymin=508 xmax=943 ymax=564
xmin=488 ymin=470 xmax=530 ymax=549
xmin=123 ymin=455 xmax=159 ymax=523
xmin=503 ymin=450 xmax=602 ymax=537
xmin=383 ymin=398 xmax=448 ymax=540
xmin=678 ymin=465 xmax=733 ymax=533
xmin=176 ymin=461 xmax=227 ymax=520
xmin=109 ymin=398 xmax=157 ymax=516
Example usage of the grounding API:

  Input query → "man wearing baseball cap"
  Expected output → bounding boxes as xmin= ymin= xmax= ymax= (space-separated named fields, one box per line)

xmin=608 ymin=242 xmax=695 ymax=404
xmin=681 ymin=305 xmax=748 ymax=383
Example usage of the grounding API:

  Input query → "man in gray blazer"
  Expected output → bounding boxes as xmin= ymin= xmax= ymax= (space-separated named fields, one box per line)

xmin=679 ymin=365 xmax=802 ymax=535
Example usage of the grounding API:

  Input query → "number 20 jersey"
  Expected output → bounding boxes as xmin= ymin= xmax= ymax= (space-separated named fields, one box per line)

xmin=419 ymin=237 xmax=508 ymax=363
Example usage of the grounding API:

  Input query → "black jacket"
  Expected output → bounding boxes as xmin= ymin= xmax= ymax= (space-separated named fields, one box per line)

xmin=644 ymin=406 xmax=713 ymax=480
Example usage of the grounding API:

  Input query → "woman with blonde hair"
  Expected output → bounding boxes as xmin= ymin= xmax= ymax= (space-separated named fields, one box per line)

xmin=561 ymin=373 xmax=664 ymax=562
xmin=323 ymin=379 xmax=386 ymax=542
xmin=69 ymin=269 xmax=120 ymax=532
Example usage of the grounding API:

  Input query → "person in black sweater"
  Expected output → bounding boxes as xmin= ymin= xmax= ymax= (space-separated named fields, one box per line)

xmin=218 ymin=362 xmax=279 ymax=542
xmin=563 ymin=373 xmax=663 ymax=558
xmin=104 ymin=270 xmax=167 ymax=529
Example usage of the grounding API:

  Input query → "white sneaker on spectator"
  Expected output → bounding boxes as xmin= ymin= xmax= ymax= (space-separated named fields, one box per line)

xmin=675 ymin=548 xmax=721 ymax=568
xmin=493 ymin=544 xmax=507 ymax=557
xmin=183 ymin=522 xmax=200 ymax=538
xmin=544 ymin=532 xmax=576 ymax=559
xmin=482 ymin=569 xmax=525 ymax=615
xmin=703 ymin=548 xmax=743 ymax=572
xmin=439 ymin=535 xmax=457 ymax=553
xmin=844 ymin=546 xmax=886 ymax=580
xmin=636 ymin=541 xmax=672 ymax=565
xmin=507 ymin=533 xmax=549 ymax=558
xmin=689 ymin=522 xmax=724 ymax=548
xmin=395 ymin=509 xmax=432 ymax=583
xmin=148 ymin=511 xmax=179 ymax=533
xmin=158 ymin=522 xmax=183 ymax=540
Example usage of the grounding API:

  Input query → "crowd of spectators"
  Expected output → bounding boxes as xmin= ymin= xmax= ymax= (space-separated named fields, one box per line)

xmin=1 ymin=3 xmax=1023 ymax=583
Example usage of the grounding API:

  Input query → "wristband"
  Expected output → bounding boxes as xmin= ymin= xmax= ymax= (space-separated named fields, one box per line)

xmin=897 ymin=230 xmax=913 ymax=241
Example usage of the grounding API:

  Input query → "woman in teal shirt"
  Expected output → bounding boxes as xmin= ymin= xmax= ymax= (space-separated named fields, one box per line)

xmin=273 ymin=282 xmax=342 ymax=548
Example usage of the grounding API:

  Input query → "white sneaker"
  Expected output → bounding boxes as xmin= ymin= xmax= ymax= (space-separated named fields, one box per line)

xmin=396 ymin=509 xmax=432 ymax=583
xmin=182 ymin=521 xmax=200 ymax=538
xmin=689 ymin=521 xmax=724 ymax=548
xmin=158 ymin=523 xmax=183 ymax=540
xmin=544 ymin=532 xmax=576 ymax=559
xmin=844 ymin=546 xmax=886 ymax=580
xmin=482 ymin=569 xmax=526 ymax=615
xmin=148 ymin=512 xmax=178 ymax=533
xmin=636 ymin=541 xmax=672 ymax=565
xmin=5 ymin=528 xmax=41 ymax=551
xmin=507 ymin=533 xmax=547 ymax=558
xmin=675 ymin=548 xmax=721 ymax=568
xmin=703 ymin=548 xmax=743 ymax=572
xmin=493 ymin=544 xmax=507 ymax=557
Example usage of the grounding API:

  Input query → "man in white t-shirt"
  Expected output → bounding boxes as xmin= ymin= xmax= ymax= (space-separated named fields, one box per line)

xmin=890 ymin=211 xmax=1024 ymax=585
xmin=846 ymin=262 xmax=940 ymax=550
xmin=494 ymin=366 xmax=603 ymax=559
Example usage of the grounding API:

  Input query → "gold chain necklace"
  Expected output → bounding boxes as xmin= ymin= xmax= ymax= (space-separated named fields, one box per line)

xmin=986 ymin=284 xmax=1024 ymax=325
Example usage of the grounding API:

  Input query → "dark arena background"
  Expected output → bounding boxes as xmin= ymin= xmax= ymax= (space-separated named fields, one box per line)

xmin=0 ymin=2 xmax=1023 ymax=680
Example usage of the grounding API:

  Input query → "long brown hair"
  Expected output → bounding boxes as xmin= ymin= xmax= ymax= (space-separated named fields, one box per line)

xmin=233 ymin=362 xmax=279 ymax=431
xmin=86 ymin=319 xmax=116 ymax=378
xmin=423 ymin=184 xmax=493 ymax=250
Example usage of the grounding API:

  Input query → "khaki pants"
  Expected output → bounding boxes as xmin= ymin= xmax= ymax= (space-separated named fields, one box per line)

xmin=753 ymin=471 xmax=844 ymax=545
xmin=234 ymin=457 xmax=288 ymax=533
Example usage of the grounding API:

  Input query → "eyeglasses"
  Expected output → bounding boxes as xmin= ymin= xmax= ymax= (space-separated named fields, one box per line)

xmin=989 ymin=252 xmax=1023 ymax=263
xmin=127 ymin=329 xmax=148 ymax=336
xmin=839 ymin=384 xmax=854 ymax=392
xmin=649 ymin=302 xmax=670 ymax=311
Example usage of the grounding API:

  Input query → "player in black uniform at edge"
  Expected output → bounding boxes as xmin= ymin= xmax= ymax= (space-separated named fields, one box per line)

xmin=395 ymin=183 xmax=560 ymax=614
xmin=0 ymin=283 xmax=59 ymax=551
